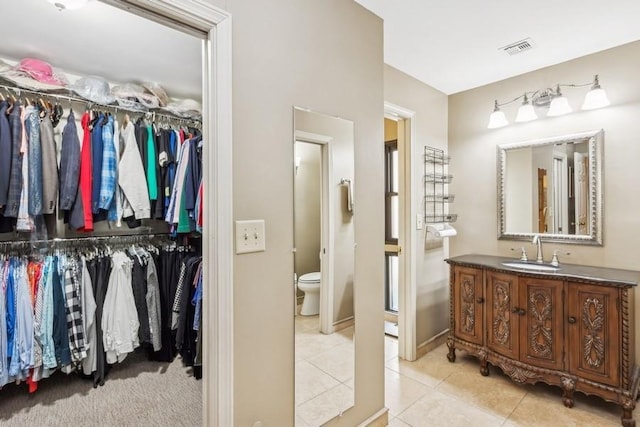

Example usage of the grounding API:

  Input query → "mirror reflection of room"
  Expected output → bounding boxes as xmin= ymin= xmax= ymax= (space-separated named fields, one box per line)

xmin=293 ymin=107 xmax=355 ymax=427
xmin=500 ymin=130 xmax=602 ymax=244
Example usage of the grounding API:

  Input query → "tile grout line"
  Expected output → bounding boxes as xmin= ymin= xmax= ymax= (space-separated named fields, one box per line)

xmin=501 ymin=390 xmax=528 ymax=426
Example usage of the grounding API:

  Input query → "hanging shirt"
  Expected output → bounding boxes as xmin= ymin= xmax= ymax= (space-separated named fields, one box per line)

xmin=119 ymin=121 xmax=151 ymax=220
xmin=146 ymin=125 xmax=158 ymax=201
xmin=58 ymin=110 xmax=81 ymax=211
xmin=0 ymin=260 xmax=9 ymax=387
xmin=91 ymin=114 xmax=104 ymax=214
xmin=40 ymin=111 xmax=59 ymax=214
xmin=108 ymin=118 xmax=123 ymax=225
xmin=40 ymin=256 xmax=57 ymax=371
xmin=16 ymin=107 xmax=33 ymax=232
xmin=81 ymin=257 xmax=97 ymax=376
xmin=146 ymin=254 xmax=162 ymax=352
xmin=0 ymin=101 xmax=12 ymax=206
xmin=102 ymin=251 xmax=139 ymax=364
xmin=78 ymin=112 xmax=94 ymax=231
xmin=63 ymin=257 xmax=87 ymax=363
xmin=99 ymin=115 xmax=116 ymax=211
xmin=26 ymin=108 xmax=43 ymax=216
xmin=9 ymin=260 xmax=34 ymax=380
xmin=165 ymin=140 xmax=191 ymax=225
xmin=5 ymin=102 xmax=23 ymax=217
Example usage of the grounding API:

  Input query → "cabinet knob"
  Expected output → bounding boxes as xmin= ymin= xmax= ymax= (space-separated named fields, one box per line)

xmin=476 ymin=297 xmax=484 ymax=304
xmin=511 ymin=307 xmax=519 ymax=313
xmin=568 ymin=316 xmax=577 ymax=324
xmin=518 ymin=309 xmax=526 ymax=316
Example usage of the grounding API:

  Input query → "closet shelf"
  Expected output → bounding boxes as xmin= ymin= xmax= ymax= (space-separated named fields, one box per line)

xmin=0 ymin=82 xmax=201 ymax=125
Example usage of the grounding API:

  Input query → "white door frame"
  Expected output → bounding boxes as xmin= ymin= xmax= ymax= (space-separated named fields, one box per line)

xmin=385 ymin=102 xmax=417 ymax=361
xmin=100 ymin=1 xmax=233 ymax=426
xmin=295 ymin=129 xmax=335 ymax=334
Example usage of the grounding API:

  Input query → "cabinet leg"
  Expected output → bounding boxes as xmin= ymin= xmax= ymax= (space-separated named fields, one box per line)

xmin=561 ymin=377 xmax=575 ymax=408
xmin=446 ymin=338 xmax=456 ymax=363
xmin=621 ymin=397 xmax=636 ymax=427
xmin=479 ymin=350 xmax=489 ymax=376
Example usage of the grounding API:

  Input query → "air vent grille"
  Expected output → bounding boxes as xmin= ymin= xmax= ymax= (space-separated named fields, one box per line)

xmin=501 ymin=38 xmax=536 ymax=56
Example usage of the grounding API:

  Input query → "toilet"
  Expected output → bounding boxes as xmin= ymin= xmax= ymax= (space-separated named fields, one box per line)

xmin=297 ymin=272 xmax=321 ymax=316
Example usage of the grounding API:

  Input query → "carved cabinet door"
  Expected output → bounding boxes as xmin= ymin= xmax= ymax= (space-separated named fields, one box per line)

xmin=453 ymin=266 xmax=484 ymax=345
xmin=567 ymin=283 xmax=620 ymax=387
xmin=486 ymin=271 xmax=519 ymax=359
xmin=519 ymin=277 xmax=565 ymax=371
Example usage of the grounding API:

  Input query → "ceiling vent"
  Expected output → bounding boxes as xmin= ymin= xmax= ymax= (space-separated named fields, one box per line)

xmin=501 ymin=38 xmax=536 ymax=56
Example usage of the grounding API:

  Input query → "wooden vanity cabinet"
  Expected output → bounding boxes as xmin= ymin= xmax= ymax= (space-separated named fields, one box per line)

xmin=446 ymin=257 xmax=640 ymax=427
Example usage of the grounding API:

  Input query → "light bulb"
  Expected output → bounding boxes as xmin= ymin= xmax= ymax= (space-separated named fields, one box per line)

xmin=487 ymin=100 xmax=508 ymax=129
xmin=515 ymin=95 xmax=537 ymax=123
xmin=582 ymin=76 xmax=610 ymax=110
xmin=547 ymin=86 xmax=572 ymax=117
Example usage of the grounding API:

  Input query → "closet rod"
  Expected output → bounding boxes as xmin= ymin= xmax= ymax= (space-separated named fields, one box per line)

xmin=0 ymin=83 xmax=201 ymax=126
xmin=0 ymin=233 xmax=172 ymax=247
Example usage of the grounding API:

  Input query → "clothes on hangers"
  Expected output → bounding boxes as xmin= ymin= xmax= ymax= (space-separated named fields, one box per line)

xmin=0 ymin=237 xmax=203 ymax=392
xmin=0 ymin=90 xmax=201 ymax=234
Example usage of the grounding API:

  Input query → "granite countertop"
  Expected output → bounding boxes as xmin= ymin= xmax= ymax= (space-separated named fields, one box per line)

xmin=446 ymin=254 xmax=640 ymax=287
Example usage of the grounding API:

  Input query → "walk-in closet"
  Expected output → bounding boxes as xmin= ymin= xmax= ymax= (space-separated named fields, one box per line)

xmin=0 ymin=1 xmax=209 ymax=424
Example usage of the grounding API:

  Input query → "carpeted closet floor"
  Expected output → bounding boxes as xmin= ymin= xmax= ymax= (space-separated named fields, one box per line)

xmin=0 ymin=351 xmax=202 ymax=426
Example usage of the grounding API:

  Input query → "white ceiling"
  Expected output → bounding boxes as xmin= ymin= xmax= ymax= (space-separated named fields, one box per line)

xmin=2 ymin=0 xmax=202 ymax=100
xmin=355 ymin=0 xmax=640 ymax=94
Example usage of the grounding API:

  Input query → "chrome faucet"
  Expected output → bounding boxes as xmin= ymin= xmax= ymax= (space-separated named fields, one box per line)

xmin=532 ymin=234 xmax=544 ymax=263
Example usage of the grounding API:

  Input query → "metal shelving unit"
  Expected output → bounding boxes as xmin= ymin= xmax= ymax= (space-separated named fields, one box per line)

xmin=424 ymin=146 xmax=457 ymax=224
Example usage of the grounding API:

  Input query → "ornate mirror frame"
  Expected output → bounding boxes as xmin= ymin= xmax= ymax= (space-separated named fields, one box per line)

xmin=497 ymin=129 xmax=603 ymax=245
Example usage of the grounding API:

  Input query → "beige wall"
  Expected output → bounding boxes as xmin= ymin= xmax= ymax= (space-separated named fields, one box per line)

xmin=294 ymin=141 xmax=322 ymax=279
xmin=222 ymin=0 xmax=385 ymax=425
xmin=449 ymin=41 xmax=640 ymax=358
xmin=383 ymin=65 xmax=450 ymax=346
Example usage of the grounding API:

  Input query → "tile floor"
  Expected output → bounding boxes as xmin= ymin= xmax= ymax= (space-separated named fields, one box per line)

xmin=295 ymin=313 xmax=635 ymax=426
xmin=384 ymin=336 xmax=636 ymax=427
xmin=295 ymin=313 xmax=355 ymax=426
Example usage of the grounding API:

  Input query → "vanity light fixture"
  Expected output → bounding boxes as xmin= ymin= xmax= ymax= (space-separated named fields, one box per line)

xmin=47 ymin=0 xmax=89 ymax=11
xmin=487 ymin=75 xmax=610 ymax=129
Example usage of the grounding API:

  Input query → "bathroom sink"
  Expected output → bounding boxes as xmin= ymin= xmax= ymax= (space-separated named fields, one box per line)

xmin=501 ymin=261 xmax=560 ymax=272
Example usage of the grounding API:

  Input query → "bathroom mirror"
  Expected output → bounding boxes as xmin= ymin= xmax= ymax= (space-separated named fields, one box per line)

xmin=293 ymin=107 xmax=355 ymax=426
xmin=497 ymin=129 xmax=603 ymax=245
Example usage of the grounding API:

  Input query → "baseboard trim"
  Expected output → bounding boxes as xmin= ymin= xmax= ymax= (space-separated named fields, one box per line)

xmin=333 ymin=316 xmax=355 ymax=332
xmin=416 ymin=328 xmax=449 ymax=359
xmin=357 ymin=408 xmax=389 ymax=427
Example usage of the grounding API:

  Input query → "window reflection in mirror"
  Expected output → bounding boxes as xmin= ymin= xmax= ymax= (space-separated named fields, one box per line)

xmin=498 ymin=129 xmax=603 ymax=245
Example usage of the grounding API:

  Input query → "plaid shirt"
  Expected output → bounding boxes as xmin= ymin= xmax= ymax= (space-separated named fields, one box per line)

xmin=64 ymin=257 xmax=87 ymax=363
xmin=99 ymin=115 xmax=117 ymax=211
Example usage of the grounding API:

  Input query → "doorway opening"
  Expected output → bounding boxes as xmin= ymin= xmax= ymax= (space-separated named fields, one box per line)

xmin=384 ymin=120 xmax=399 ymax=337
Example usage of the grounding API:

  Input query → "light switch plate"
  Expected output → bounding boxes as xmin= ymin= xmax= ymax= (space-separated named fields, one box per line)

xmin=416 ymin=214 xmax=423 ymax=230
xmin=235 ymin=220 xmax=266 ymax=254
